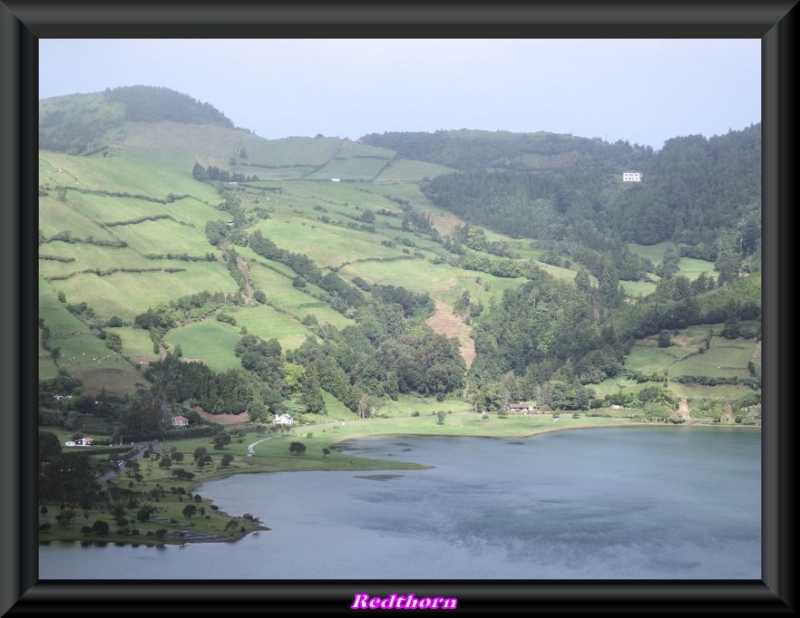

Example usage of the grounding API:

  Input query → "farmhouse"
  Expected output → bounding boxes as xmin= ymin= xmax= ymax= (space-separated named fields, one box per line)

xmin=623 ymin=171 xmax=642 ymax=182
xmin=509 ymin=402 xmax=535 ymax=413
xmin=273 ymin=413 xmax=294 ymax=426
xmin=171 ymin=415 xmax=189 ymax=427
xmin=64 ymin=437 xmax=94 ymax=447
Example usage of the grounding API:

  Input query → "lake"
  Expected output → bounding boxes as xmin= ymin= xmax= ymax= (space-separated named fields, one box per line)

xmin=39 ymin=426 xmax=761 ymax=580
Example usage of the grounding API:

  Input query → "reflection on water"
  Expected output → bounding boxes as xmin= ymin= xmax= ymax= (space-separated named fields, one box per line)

xmin=40 ymin=426 xmax=760 ymax=580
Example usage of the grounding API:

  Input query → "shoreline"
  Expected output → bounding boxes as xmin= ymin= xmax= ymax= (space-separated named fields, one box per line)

xmin=40 ymin=418 xmax=759 ymax=548
xmin=324 ymin=418 xmax=760 ymax=448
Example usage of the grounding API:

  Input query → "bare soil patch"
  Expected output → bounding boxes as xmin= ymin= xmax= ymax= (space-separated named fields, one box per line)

xmin=426 ymin=298 xmax=476 ymax=367
xmin=677 ymin=399 xmax=691 ymax=421
xmin=193 ymin=406 xmax=250 ymax=426
xmin=237 ymin=255 xmax=255 ymax=304
xmin=428 ymin=211 xmax=466 ymax=237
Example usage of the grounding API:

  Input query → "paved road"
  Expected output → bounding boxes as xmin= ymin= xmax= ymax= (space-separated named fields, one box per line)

xmin=96 ymin=443 xmax=156 ymax=483
xmin=246 ymin=436 xmax=276 ymax=456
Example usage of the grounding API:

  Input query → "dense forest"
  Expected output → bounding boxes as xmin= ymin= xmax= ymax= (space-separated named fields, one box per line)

xmin=415 ymin=124 xmax=761 ymax=267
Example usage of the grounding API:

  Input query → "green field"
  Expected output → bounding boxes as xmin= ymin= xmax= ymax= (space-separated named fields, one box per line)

xmin=244 ymin=260 xmax=353 ymax=329
xmin=110 ymin=219 xmax=212 ymax=255
xmin=620 ymin=280 xmax=657 ymax=298
xmin=669 ymin=340 xmax=756 ymax=379
xmin=677 ymin=257 xmax=717 ymax=281
xmin=39 ymin=195 xmax=120 ymax=241
xmin=40 ymin=278 xmax=146 ymax=393
xmin=628 ymin=241 xmax=672 ymax=266
xmin=227 ymin=304 xmax=313 ymax=352
xmin=115 ymin=326 xmax=160 ymax=359
xmin=40 ymin=151 xmax=220 ymax=201
xmin=250 ymin=219 xmax=404 ymax=268
xmin=165 ymin=320 xmax=243 ymax=373
xmin=49 ymin=263 xmax=237 ymax=323
xmin=373 ymin=158 xmax=455 ymax=182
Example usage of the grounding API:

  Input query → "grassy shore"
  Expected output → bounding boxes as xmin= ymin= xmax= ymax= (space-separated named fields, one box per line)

xmin=39 ymin=409 xmax=757 ymax=547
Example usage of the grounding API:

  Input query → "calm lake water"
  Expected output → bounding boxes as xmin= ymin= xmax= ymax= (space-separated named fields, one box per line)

xmin=39 ymin=426 xmax=761 ymax=580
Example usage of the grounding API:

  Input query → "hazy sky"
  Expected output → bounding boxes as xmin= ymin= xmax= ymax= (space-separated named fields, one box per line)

xmin=39 ymin=38 xmax=760 ymax=151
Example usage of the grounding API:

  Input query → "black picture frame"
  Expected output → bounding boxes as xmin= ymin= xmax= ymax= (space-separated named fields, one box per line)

xmin=2 ymin=2 xmax=795 ymax=615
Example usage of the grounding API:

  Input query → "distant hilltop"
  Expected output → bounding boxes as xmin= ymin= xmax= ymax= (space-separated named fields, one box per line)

xmin=39 ymin=85 xmax=237 ymax=155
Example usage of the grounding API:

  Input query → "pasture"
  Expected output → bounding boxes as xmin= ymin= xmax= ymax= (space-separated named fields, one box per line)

xmin=111 ymin=219 xmax=212 ymax=255
xmin=250 ymin=219 xmax=404 ymax=268
xmin=39 ymin=281 xmax=145 ymax=394
xmin=677 ymin=257 xmax=716 ymax=281
xmin=38 ymin=195 xmax=119 ymax=241
xmin=51 ymin=263 xmax=239 ymax=323
xmin=620 ymin=279 xmax=657 ymax=298
xmin=627 ymin=241 xmax=671 ymax=266
xmin=39 ymin=151 xmax=219 ymax=201
xmin=226 ymin=304 xmax=313 ymax=352
xmin=373 ymin=158 xmax=455 ymax=182
xmin=165 ymin=320 xmax=243 ymax=373
xmin=114 ymin=326 xmax=160 ymax=360
xmin=243 ymin=261 xmax=353 ymax=329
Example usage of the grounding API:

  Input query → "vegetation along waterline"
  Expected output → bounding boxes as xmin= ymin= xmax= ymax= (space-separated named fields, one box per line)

xmin=38 ymin=86 xmax=761 ymax=547
xmin=38 ymin=407 xmax=758 ymax=547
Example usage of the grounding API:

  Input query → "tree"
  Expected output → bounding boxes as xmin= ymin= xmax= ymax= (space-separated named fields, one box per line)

xmin=357 ymin=393 xmax=376 ymax=419
xmin=213 ymin=431 xmax=232 ymax=450
xmin=289 ymin=441 xmax=307 ymax=455
xmin=38 ymin=431 xmax=62 ymax=462
xmin=657 ymin=329 xmax=672 ymax=348
xmin=574 ymin=268 xmax=592 ymax=293
xmin=105 ymin=331 xmax=123 ymax=353
xmin=221 ymin=454 xmax=234 ymax=467
xmin=182 ymin=504 xmax=197 ymax=519
xmin=55 ymin=509 xmax=77 ymax=526
xmin=299 ymin=365 xmax=325 ymax=414
xmin=136 ymin=505 xmax=156 ymax=523
xmin=90 ymin=520 xmax=110 ymax=535
xmin=192 ymin=162 xmax=207 ymax=181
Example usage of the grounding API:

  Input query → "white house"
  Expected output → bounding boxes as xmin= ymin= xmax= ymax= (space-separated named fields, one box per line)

xmin=171 ymin=415 xmax=189 ymax=427
xmin=64 ymin=437 xmax=94 ymax=447
xmin=623 ymin=172 xmax=642 ymax=182
xmin=273 ymin=413 xmax=294 ymax=426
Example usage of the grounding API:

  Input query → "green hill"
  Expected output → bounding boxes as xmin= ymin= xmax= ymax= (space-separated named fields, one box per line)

xmin=38 ymin=88 xmax=761 ymax=434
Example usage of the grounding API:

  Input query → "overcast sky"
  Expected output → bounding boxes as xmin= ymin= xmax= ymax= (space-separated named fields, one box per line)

xmin=39 ymin=38 xmax=760 ymax=151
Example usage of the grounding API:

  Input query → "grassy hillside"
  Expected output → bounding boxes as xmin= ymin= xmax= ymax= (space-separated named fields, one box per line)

xmin=38 ymin=143 xmax=757 ymax=405
xmin=38 ymin=100 xmax=760 ymax=420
